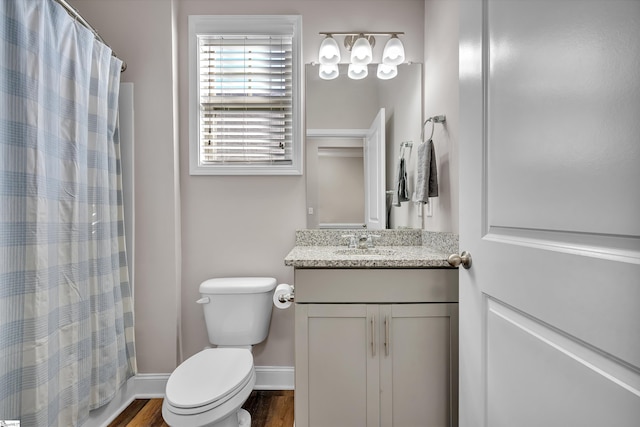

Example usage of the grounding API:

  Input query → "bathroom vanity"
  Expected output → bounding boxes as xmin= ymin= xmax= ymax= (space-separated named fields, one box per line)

xmin=285 ymin=230 xmax=459 ymax=427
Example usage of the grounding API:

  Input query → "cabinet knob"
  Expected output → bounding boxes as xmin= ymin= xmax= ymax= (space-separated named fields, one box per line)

xmin=448 ymin=251 xmax=472 ymax=269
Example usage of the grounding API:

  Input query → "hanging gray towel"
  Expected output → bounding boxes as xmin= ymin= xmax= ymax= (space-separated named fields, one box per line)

xmin=414 ymin=139 xmax=438 ymax=203
xmin=392 ymin=157 xmax=410 ymax=206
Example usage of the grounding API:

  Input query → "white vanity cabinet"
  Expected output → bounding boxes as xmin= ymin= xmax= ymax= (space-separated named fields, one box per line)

xmin=294 ymin=268 xmax=458 ymax=427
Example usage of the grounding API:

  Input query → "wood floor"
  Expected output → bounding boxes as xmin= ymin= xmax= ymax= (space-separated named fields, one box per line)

xmin=107 ymin=390 xmax=294 ymax=427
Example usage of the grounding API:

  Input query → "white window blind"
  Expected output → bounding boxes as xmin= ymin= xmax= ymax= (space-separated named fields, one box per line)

xmin=189 ymin=15 xmax=302 ymax=175
xmin=198 ymin=34 xmax=293 ymax=166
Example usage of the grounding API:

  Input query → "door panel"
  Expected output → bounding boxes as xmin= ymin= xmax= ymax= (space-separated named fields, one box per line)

xmin=303 ymin=304 xmax=379 ymax=427
xmin=379 ymin=304 xmax=453 ymax=427
xmin=459 ymin=0 xmax=640 ymax=425
xmin=365 ymin=108 xmax=386 ymax=229
xmin=487 ymin=0 xmax=640 ymax=236
xmin=487 ymin=299 xmax=640 ymax=427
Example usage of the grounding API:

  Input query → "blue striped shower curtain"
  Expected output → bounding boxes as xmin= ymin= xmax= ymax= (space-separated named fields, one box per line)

xmin=0 ymin=1 xmax=136 ymax=425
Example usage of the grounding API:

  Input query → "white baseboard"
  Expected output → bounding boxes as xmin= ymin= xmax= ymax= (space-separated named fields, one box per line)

xmin=133 ymin=373 xmax=170 ymax=398
xmin=87 ymin=366 xmax=293 ymax=427
xmin=254 ymin=365 xmax=295 ymax=390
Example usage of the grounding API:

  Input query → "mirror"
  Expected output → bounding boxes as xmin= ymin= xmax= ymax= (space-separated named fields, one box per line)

xmin=305 ymin=63 xmax=423 ymax=229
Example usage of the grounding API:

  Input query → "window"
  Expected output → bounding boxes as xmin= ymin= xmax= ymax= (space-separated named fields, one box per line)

xmin=189 ymin=15 xmax=303 ymax=175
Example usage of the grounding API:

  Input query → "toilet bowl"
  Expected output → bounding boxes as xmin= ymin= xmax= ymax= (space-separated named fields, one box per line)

xmin=162 ymin=348 xmax=255 ymax=427
xmin=162 ymin=277 xmax=278 ymax=427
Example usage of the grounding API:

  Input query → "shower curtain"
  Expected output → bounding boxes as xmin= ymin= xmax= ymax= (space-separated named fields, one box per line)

xmin=0 ymin=1 xmax=136 ymax=425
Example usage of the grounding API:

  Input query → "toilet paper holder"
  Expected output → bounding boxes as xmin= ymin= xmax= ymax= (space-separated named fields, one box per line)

xmin=273 ymin=283 xmax=295 ymax=309
xmin=278 ymin=289 xmax=295 ymax=303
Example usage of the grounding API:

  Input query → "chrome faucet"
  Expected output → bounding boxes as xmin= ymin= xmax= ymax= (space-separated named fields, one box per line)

xmin=358 ymin=234 xmax=381 ymax=249
xmin=343 ymin=234 xmax=381 ymax=249
xmin=357 ymin=235 xmax=369 ymax=249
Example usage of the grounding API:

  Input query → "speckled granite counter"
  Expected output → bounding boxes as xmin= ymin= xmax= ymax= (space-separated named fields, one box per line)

xmin=284 ymin=229 xmax=458 ymax=268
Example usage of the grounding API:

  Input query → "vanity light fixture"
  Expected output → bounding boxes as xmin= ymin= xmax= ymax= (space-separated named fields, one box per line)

xmin=381 ymin=34 xmax=405 ymax=66
xmin=318 ymin=34 xmax=341 ymax=65
xmin=317 ymin=32 xmax=405 ymax=80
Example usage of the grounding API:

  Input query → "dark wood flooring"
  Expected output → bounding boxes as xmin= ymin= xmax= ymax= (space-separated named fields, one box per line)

xmin=107 ymin=390 xmax=294 ymax=427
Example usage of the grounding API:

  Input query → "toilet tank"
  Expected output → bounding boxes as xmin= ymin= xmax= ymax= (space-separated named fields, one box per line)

xmin=199 ymin=277 xmax=277 ymax=346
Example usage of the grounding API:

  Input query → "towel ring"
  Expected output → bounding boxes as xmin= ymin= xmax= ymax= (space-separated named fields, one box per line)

xmin=421 ymin=115 xmax=447 ymax=142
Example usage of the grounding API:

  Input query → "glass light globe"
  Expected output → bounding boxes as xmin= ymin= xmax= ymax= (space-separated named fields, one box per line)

xmin=350 ymin=36 xmax=372 ymax=65
xmin=319 ymin=64 xmax=339 ymax=80
xmin=377 ymin=64 xmax=397 ymax=80
xmin=382 ymin=35 xmax=405 ymax=66
xmin=319 ymin=35 xmax=341 ymax=65
xmin=348 ymin=64 xmax=368 ymax=80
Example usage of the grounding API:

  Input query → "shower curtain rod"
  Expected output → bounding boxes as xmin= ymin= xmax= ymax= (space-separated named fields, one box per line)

xmin=54 ymin=0 xmax=127 ymax=72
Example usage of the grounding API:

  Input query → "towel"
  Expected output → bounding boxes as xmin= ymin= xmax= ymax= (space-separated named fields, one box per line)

xmin=392 ymin=157 xmax=410 ymax=206
xmin=414 ymin=139 xmax=438 ymax=204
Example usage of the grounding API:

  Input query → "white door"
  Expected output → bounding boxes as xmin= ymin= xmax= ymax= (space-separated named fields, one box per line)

xmin=459 ymin=1 xmax=640 ymax=426
xmin=365 ymin=108 xmax=386 ymax=229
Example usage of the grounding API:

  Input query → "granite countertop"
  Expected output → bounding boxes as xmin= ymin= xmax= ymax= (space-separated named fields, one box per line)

xmin=284 ymin=229 xmax=458 ymax=269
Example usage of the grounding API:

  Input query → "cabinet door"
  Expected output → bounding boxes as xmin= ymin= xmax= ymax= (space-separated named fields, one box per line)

xmin=379 ymin=304 xmax=456 ymax=427
xmin=295 ymin=304 xmax=380 ymax=427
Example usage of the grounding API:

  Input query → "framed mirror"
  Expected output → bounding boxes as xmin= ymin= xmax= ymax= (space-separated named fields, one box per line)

xmin=305 ymin=63 xmax=423 ymax=229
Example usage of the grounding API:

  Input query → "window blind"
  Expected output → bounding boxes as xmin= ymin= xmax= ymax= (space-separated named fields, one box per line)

xmin=198 ymin=35 xmax=293 ymax=165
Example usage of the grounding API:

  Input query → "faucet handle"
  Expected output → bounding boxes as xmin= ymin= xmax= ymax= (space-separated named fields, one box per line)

xmin=367 ymin=234 xmax=381 ymax=247
xmin=342 ymin=234 xmax=357 ymax=248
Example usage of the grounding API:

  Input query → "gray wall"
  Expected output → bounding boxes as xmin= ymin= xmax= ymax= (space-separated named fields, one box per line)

xmin=423 ymin=0 xmax=460 ymax=234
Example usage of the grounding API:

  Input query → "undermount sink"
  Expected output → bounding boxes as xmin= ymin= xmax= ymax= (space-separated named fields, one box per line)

xmin=333 ymin=248 xmax=397 ymax=256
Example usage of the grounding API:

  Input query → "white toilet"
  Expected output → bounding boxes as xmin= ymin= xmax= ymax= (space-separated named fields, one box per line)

xmin=162 ymin=277 xmax=278 ymax=427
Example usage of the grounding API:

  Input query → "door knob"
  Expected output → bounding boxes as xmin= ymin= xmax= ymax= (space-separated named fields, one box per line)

xmin=448 ymin=251 xmax=472 ymax=269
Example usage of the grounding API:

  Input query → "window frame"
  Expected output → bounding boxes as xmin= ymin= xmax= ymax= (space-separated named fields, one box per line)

xmin=188 ymin=15 xmax=303 ymax=175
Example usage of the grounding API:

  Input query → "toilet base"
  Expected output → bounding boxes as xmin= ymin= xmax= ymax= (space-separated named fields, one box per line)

xmin=238 ymin=409 xmax=251 ymax=426
xmin=163 ymin=402 xmax=252 ymax=427
xmin=207 ymin=408 xmax=251 ymax=427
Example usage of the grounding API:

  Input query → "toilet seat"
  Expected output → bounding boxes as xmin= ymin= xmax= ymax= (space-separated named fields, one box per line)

xmin=165 ymin=348 xmax=254 ymax=415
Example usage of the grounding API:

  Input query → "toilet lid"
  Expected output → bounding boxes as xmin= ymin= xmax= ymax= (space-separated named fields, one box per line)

xmin=165 ymin=348 xmax=253 ymax=409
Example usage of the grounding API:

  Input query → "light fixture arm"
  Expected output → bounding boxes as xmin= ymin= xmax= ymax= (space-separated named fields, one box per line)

xmin=319 ymin=32 xmax=405 ymax=36
xmin=344 ymin=34 xmax=375 ymax=51
xmin=320 ymin=32 xmax=403 ymax=51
